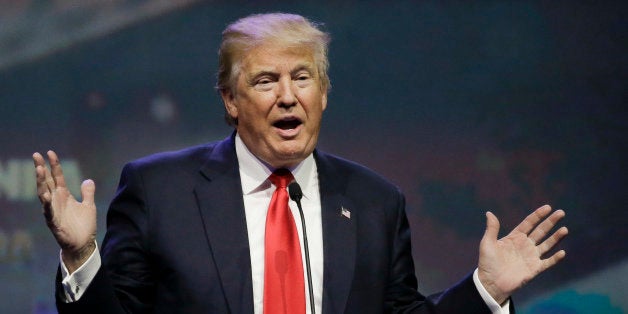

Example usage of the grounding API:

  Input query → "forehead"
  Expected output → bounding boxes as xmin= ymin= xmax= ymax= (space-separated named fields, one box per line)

xmin=240 ymin=43 xmax=316 ymax=74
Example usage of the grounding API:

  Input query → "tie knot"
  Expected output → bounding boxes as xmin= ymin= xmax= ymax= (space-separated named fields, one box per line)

xmin=269 ymin=168 xmax=294 ymax=188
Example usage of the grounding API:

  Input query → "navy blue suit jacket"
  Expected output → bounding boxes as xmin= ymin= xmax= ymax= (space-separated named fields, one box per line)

xmin=56 ymin=134 xmax=500 ymax=313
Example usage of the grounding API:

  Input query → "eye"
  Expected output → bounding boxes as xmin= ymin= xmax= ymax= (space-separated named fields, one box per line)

xmin=294 ymin=72 xmax=313 ymax=87
xmin=295 ymin=73 xmax=311 ymax=81
xmin=253 ymin=77 xmax=275 ymax=91
xmin=257 ymin=78 xmax=272 ymax=85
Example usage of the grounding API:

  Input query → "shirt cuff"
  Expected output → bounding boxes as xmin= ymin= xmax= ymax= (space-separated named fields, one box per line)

xmin=59 ymin=241 xmax=102 ymax=302
xmin=473 ymin=268 xmax=510 ymax=314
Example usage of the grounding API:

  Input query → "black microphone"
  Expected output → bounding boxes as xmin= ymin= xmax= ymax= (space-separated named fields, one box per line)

xmin=288 ymin=181 xmax=303 ymax=204
xmin=288 ymin=181 xmax=315 ymax=314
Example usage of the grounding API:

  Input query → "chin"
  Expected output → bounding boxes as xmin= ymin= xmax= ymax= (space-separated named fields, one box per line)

xmin=271 ymin=149 xmax=307 ymax=165
xmin=269 ymin=139 xmax=314 ymax=161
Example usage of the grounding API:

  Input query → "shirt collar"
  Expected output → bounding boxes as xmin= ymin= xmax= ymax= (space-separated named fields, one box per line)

xmin=235 ymin=133 xmax=316 ymax=198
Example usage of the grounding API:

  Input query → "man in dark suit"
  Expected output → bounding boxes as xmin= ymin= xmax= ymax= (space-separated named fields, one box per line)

xmin=33 ymin=13 xmax=567 ymax=313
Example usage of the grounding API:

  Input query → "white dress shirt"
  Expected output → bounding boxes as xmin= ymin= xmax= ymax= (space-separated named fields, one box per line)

xmin=235 ymin=134 xmax=324 ymax=314
xmin=60 ymin=134 xmax=509 ymax=313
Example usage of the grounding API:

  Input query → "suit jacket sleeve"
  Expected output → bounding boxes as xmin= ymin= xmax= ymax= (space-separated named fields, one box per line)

xmin=56 ymin=161 xmax=156 ymax=314
xmin=385 ymin=189 xmax=513 ymax=314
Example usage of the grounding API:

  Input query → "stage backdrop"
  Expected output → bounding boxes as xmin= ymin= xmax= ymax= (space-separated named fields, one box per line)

xmin=1 ymin=1 xmax=626 ymax=313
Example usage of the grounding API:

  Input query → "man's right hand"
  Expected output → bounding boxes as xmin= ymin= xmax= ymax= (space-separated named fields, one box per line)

xmin=33 ymin=150 xmax=97 ymax=273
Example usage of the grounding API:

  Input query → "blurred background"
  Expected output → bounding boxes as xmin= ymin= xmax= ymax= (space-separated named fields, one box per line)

xmin=0 ymin=1 xmax=626 ymax=313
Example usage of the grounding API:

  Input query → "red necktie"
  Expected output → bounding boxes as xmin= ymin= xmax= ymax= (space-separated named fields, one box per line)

xmin=264 ymin=169 xmax=305 ymax=314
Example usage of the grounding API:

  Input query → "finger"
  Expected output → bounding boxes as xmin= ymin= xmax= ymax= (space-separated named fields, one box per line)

xmin=538 ymin=226 xmax=569 ymax=256
xmin=482 ymin=211 xmax=500 ymax=243
xmin=513 ymin=205 xmax=552 ymax=235
xmin=33 ymin=153 xmax=52 ymax=202
xmin=541 ymin=249 xmax=566 ymax=272
xmin=44 ymin=166 xmax=55 ymax=192
xmin=528 ymin=209 xmax=566 ymax=244
xmin=32 ymin=152 xmax=46 ymax=168
xmin=39 ymin=152 xmax=57 ymax=192
xmin=80 ymin=179 xmax=96 ymax=205
xmin=47 ymin=150 xmax=67 ymax=188
xmin=35 ymin=165 xmax=52 ymax=203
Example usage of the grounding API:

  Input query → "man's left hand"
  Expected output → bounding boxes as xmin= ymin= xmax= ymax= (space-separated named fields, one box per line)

xmin=478 ymin=205 xmax=568 ymax=304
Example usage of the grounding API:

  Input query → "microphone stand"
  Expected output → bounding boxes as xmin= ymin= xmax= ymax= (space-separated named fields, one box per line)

xmin=289 ymin=182 xmax=315 ymax=314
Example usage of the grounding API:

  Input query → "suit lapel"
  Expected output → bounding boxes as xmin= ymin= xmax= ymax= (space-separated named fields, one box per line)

xmin=194 ymin=135 xmax=254 ymax=313
xmin=191 ymin=140 xmax=359 ymax=314
xmin=316 ymin=151 xmax=357 ymax=314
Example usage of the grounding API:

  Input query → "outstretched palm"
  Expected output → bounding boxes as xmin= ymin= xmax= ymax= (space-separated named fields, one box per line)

xmin=478 ymin=205 xmax=568 ymax=304
xmin=33 ymin=151 xmax=97 ymax=271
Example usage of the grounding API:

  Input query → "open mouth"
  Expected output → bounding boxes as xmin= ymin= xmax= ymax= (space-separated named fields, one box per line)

xmin=273 ymin=117 xmax=302 ymax=130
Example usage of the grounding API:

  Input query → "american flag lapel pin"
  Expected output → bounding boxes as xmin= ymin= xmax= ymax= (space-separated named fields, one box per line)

xmin=341 ymin=206 xmax=351 ymax=219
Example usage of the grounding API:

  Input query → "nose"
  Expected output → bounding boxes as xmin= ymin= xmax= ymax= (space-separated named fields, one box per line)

xmin=276 ymin=77 xmax=297 ymax=107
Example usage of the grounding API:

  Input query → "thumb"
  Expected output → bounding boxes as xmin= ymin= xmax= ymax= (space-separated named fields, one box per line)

xmin=80 ymin=179 xmax=96 ymax=205
xmin=483 ymin=211 xmax=500 ymax=243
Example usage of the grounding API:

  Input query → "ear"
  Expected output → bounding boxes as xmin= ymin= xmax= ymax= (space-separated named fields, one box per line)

xmin=321 ymin=92 xmax=328 ymax=111
xmin=220 ymin=89 xmax=238 ymax=120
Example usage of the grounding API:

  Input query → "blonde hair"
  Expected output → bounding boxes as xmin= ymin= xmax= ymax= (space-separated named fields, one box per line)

xmin=216 ymin=13 xmax=331 ymax=125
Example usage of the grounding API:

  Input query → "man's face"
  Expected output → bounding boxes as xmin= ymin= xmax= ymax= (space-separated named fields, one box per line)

xmin=221 ymin=44 xmax=328 ymax=168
